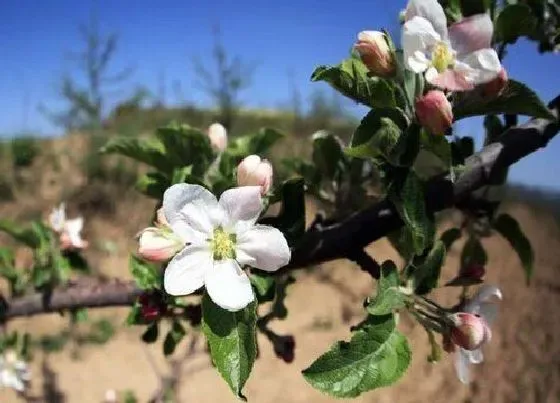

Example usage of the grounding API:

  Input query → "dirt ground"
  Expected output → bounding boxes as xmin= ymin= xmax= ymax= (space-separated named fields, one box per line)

xmin=1 ymin=136 xmax=560 ymax=402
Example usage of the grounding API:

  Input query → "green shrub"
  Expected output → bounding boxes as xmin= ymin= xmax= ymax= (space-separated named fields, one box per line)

xmin=11 ymin=136 xmax=39 ymax=168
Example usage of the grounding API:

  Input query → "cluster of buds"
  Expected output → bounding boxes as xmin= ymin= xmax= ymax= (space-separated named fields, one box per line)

xmin=138 ymin=290 xmax=168 ymax=322
xmin=236 ymin=155 xmax=273 ymax=195
xmin=354 ymin=31 xmax=396 ymax=78
xmin=207 ymin=122 xmax=228 ymax=152
xmin=137 ymin=208 xmax=185 ymax=262
xmin=48 ymin=203 xmax=88 ymax=251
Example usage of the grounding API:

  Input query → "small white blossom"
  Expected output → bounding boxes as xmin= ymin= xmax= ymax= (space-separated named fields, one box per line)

xmin=454 ymin=285 xmax=502 ymax=383
xmin=48 ymin=203 xmax=66 ymax=233
xmin=402 ymin=0 xmax=501 ymax=91
xmin=0 ymin=350 xmax=31 ymax=392
xmin=160 ymin=184 xmax=291 ymax=312
xmin=48 ymin=203 xmax=88 ymax=250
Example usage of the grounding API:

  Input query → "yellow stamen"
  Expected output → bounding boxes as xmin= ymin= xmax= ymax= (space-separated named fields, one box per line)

xmin=432 ymin=42 xmax=454 ymax=73
xmin=210 ymin=227 xmax=236 ymax=260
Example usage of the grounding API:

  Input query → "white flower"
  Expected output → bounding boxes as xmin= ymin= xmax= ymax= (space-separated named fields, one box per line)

xmin=454 ymin=285 xmax=502 ymax=384
xmin=48 ymin=203 xmax=88 ymax=250
xmin=0 ymin=350 xmax=31 ymax=392
xmin=60 ymin=217 xmax=88 ymax=250
xmin=402 ymin=0 xmax=501 ymax=91
xmin=160 ymin=184 xmax=291 ymax=312
xmin=48 ymin=203 xmax=66 ymax=233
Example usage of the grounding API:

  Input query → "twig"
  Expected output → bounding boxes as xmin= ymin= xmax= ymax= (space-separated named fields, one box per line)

xmin=1 ymin=97 xmax=559 ymax=319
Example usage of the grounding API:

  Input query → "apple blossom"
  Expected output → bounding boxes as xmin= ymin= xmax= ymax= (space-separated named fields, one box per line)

xmin=354 ymin=31 xmax=396 ymax=77
xmin=207 ymin=122 xmax=228 ymax=152
xmin=402 ymin=0 xmax=501 ymax=91
xmin=453 ymin=285 xmax=502 ymax=384
xmin=0 ymin=350 xmax=30 ymax=392
xmin=49 ymin=203 xmax=88 ymax=250
xmin=158 ymin=184 xmax=290 ymax=312
xmin=415 ymin=90 xmax=453 ymax=135
xmin=236 ymin=155 xmax=273 ymax=195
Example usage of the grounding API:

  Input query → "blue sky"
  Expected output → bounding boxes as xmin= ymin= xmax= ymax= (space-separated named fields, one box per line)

xmin=1 ymin=0 xmax=559 ymax=189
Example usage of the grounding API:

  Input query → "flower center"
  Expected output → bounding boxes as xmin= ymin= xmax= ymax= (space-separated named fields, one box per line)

xmin=431 ymin=42 xmax=454 ymax=73
xmin=210 ymin=227 xmax=236 ymax=261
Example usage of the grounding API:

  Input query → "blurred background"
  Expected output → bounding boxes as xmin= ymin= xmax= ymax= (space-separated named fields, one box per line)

xmin=1 ymin=0 xmax=560 ymax=402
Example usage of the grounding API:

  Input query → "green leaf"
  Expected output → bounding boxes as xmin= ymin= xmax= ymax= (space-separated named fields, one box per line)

xmin=246 ymin=128 xmax=285 ymax=155
xmin=136 ymin=172 xmax=170 ymax=199
xmin=493 ymin=213 xmax=534 ymax=284
xmin=410 ymin=241 xmax=446 ymax=295
xmin=311 ymin=56 xmax=395 ymax=109
xmin=460 ymin=236 xmax=488 ymax=268
xmin=302 ymin=314 xmax=411 ymax=398
xmin=387 ymin=227 xmax=416 ymax=262
xmin=420 ymin=130 xmax=452 ymax=170
xmin=250 ymin=272 xmax=276 ymax=302
xmin=201 ymin=293 xmax=257 ymax=400
xmin=367 ymin=261 xmax=405 ymax=316
xmin=390 ymin=171 xmax=434 ymax=255
xmin=495 ymin=4 xmax=537 ymax=44
xmin=312 ymin=131 xmax=344 ymax=180
xmin=425 ymin=328 xmax=442 ymax=363
xmin=130 ymin=256 xmax=160 ymax=290
xmin=100 ymin=137 xmax=171 ymax=173
xmin=0 ymin=219 xmax=41 ymax=248
xmin=440 ymin=228 xmax=462 ymax=250
xmin=163 ymin=320 xmax=187 ymax=356
xmin=155 ymin=124 xmax=214 ymax=176
xmin=346 ymin=115 xmax=402 ymax=162
xmin=71 ymin=308 xmax=89 ymax=323
xmin=453 ymin=79 xmax=556 ymax=120
xmin=126 ymin=304 xmax=143 ymax=326
xmin=142 ymin=322 xmax=159 ymax=343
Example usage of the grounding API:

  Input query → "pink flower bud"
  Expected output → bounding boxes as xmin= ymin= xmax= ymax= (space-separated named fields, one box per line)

xmin=236 ymin=155 xmax=273 ymax=195
xmin=481 ymin=67 xmax=508 ymax=98
xmin=415 ymin=90 xmax=453 ymax=136
xmin=459 ymin=264 xmax=486 ymax=281
xmin=207 ymin=123 xmax=227 ymax=152
xmin=449 ymin=312 xmax=491 ymax=351
xmin=137 ymin=227 xmax=184 ymax=262
xmin=354 ymin=31 xmax=395 ymax=77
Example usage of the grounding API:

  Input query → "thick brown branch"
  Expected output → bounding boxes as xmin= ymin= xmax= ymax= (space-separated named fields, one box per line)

xmin=2 ymin=97 xmax=559 ymax=319
xmin=2 ymin=279 xmax=141 ymax=319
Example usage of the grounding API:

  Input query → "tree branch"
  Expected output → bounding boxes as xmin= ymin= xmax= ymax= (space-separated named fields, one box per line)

xmin=2 ymin=97 xmax=559 ymax=319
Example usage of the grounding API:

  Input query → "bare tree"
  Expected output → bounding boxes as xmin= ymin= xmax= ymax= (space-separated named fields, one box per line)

xmin=192 ymin=25 xmax=256 ymax=131
xmin=42 ymin=13 xmax=133 ymax=133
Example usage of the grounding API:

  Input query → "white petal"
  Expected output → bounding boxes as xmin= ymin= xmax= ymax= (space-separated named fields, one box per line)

xmin=455 ymin=349 xmax=471 ymax=384
xmin=449 ymin=13 xmax=493 ymax=55
xmin=162 ymin=184 xmax=221 ymax=242
xmin=219 ymin=186 xmax=263 ymax=231
xmin=236 ymin=225 xmax=291 ymax=271
xmin=405 ymin=0 xmax=448 ymax=40
xmin=478 ymin=302 xmax=499 ymax=325
xmin=424 ymin=66 xmax=439 ymax=82
xmin=467 ymin=348 xmax=484 ymax=364
xmin=205 ymin=259 xmax=254 ymax=312
xmin=458 ymin=49 xmax=502 ymax=84
xmin=403 ymin=16 xmax=441 ymax=73
xmin=471 ymin=284 xmax=503 ymax=306
xmin=164 ymin=244 xmax=212 ymax=296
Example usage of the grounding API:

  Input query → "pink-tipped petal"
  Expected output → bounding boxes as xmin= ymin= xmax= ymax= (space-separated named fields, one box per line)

xmin=429 ymin=69 xmax=474 ymax=91
xmin=449 ymin=14 xmax=494 ymax=55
